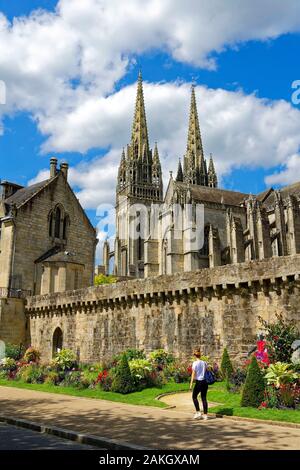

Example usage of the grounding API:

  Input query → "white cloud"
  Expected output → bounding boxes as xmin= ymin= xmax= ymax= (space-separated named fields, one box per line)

xmin=265 ymin=154 xmax=300 ymax=186
xmin=30 ymin=82 xmax=300 ymax=209
xmin=0 ymin=0 xmax=300 ymax=146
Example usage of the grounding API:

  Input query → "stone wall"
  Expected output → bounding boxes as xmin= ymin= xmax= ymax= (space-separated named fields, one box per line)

xmin=0 ymin=298 xmax=26 ymax=346
xmin=26 ymin=255 xmax=300 ymax=364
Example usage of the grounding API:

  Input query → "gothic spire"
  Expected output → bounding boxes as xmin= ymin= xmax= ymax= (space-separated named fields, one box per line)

xmin=131 ymin=71 xmax=149 ymax=159
xmin=153 ymin=142 xmax=160 ymax=163
xmin=208 ymin=153 xmax=218 ymax=188
xmin=186 ymin=85 xmax=204 ymax=164
xmin=176 ymin=158 xmax=183 ymax=182
xmin=183 ymin=85 xmax=208 ymax=185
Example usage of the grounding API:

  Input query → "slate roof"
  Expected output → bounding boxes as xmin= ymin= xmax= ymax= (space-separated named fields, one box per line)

xmin=4 ymin=178 xmax=54 ymax=208
xmin=174 ymin=181 xmax=250 ymax=206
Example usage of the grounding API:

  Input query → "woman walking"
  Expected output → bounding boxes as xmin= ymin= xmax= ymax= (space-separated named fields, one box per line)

xmin=190 ymin=349 xmax=208 ymax=420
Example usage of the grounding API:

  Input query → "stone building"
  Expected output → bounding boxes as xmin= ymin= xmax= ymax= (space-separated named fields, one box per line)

xmin=0 ymin=158 xmax=97 ymax=344
xmin=104 ymin=74 xmax=300 ymax=279
xmin=1 ymin=73 xmax=300 ymax=363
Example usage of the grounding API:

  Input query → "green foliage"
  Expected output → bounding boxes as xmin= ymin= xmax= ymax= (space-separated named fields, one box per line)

xmin=114 ymin=348 xmax=146 ymax=364
xmin=227 ymin=368 xmax=247 ymax=393
xmin=165 ymin=361 xmax=192 ymax=383
xmin=149 ymin=349 xmax=175 ymax=367
xmin=18 ymin=364 xmax=45 ymax=384
xmin=5 ymin=344 xmax=24 ymax=360
xmin=60 ymin=371 xmax=89 ymax=389
xmin=94 ymin=274 xmax=117 ymax=286
xmin=111 ymin=354 xmax=136 ymax=394
xmin=81 ymin=366 xmax=101 ymax=386
xmin=129 ymin=359 xmax=153 ymax=378
xmin=241 ymin=356 xmax=265 ymax=407
xmin=264 ymin=385 xmax=279 ymax=408
xmin=0 ymin=357 xmax=17 ymax=372
xmin=23 ymin=347 xmax=41 ymax=364
xmin=220 ymin=348 xmax=234 ymax=379
xmin=52 ymin=349 xmax=77 ymax=371
xmin=0 ymin=370 xmax=8 ymax=379
xmin=264 ymin=362 xmax=299 ymax=388
xmin=258 ymin=314 xmax=299 ymax=363
xmin=44 ymin=371 xmax=60 ymax=385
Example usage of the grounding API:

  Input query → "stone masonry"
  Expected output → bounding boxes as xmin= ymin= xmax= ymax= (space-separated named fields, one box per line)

xmin=26 ymin=255 xmax=300 ymax=364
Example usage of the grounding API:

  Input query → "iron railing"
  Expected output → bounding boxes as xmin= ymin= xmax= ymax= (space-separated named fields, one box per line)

xmin=0 ymin=287 xmax=32 ymax=299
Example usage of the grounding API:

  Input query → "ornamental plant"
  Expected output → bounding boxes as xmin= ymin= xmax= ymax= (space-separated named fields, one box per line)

xmin=18 ymin=364 xmax=45 ymax=384
xmin=241 ymin=355 xmax=265 ymax=408
xmin=111 ymin=353 xmax=136 ymax=394
xmin=96 ymin=370 xmax=113 ymax=391
xmin=52 ymin=349 xmax=77 ymax=371
xmin=5 ymin=343 xmax=25 ymax=361
xmin=220 ymin=348 xmax=234 ymax=379
xmin=149 ymin=349 xmax=175 ymax=369
xmin=23 ymin=347 xmax=41 ymax=364
xmin=258 ymin=314 xmax=299 ymax=363
xmin=128 ymin=358 xmax=154 ymax=386
xmin=264 ymin=362 xmax=299 ymax=388
xmin=0 ymin=357 xmax=17 ymax=372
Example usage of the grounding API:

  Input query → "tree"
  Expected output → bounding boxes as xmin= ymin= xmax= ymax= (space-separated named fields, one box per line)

xmin=241 ymin=355 xmax=265 ymax=407
xmin=94 ymin=274 xmax=117 ymax=286
xmin=220 ymin=347 xmax=234 ymax=379
xmin=111 ymin=354 xmax=136 ymax=394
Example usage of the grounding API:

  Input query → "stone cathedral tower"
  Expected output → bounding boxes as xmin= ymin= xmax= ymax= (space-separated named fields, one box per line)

xmin=178 ymin=85 xmax=217 ymax=188
xmin=113 ymin=72 xmax=163 ymax=277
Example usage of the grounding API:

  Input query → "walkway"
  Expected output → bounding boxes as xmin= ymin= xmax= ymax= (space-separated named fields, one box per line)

xmin=0 ymin=386 xmax=299 ymax=450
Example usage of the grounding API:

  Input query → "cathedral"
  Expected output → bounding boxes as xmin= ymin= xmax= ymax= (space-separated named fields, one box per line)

xmin=102 ymin=73 xmax=300 ymax=279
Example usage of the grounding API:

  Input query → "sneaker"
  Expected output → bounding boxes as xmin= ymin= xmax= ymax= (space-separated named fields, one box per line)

xmin=203 ymin=414 xmax=208 ymax=421
xmin=193 ymin=412 xmax=202 ymax=419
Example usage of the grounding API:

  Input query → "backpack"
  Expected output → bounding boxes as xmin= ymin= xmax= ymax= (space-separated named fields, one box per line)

xmin=204 ymin=369 xmax=216 ymax=385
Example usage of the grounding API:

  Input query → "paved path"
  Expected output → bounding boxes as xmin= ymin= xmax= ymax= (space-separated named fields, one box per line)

xmin=0 ymin=423 xmax=99 ymax=450
xmin=0 ymin=386 xmax=300 ymax=450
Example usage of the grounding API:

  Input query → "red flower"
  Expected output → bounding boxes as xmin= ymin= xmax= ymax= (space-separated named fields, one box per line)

xmin=259 ymin=401 xmax=267 ymax=409
xmin=96 ymin=370 xmax=108 ymax=384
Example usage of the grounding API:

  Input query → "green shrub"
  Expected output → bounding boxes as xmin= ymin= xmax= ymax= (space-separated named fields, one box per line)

xmin=44 ymin=371 xmax=60 ymax=385
xmin=52 ymin=349 xmax=77 ymax=371
xmin=23 ymin=347 xmax=41 ymax=364
xmin=258 ymin=313 xmax=299 ymax=363
xmin=149 ymin=349 xmax=175 ymax=368
xmin=60 ymin=371 xmax=89 ymax=389
xmin=5 ymin=344 xmax=25 ymax=360
xmin=128 ymin=358 xmax=154 ymax=388
xmin=0 ymin=370 xmax=8 ymax=379
xmin=241 ymin=356 xmax=265 ymax=407
xmin=165 ymin=361 xmax=192 ymax=383
xmin=18 ymin=364 xmax=45 ymax=384
xmin=220 ymin=348 xmax=234 ymax=379
xmin=0 ymin=357 xmax=17 ymax=372
xmin=264 ymin=362 xmax=299 ymax=388
xmin=94 ymin=274 xmax=117 ymax=285
xmin=111 ymin=354 xmax=136 ymax=394
xmin=227 ymin=368 xmax=247 ymax=392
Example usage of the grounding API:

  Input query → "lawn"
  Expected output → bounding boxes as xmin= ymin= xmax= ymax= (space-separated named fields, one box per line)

xmin=1 ymin=379 xmax=300 ymax=424
xmin=0 ymin=378 xmax=189 ymax=408
xmin=207 ymin=382 xmax=300 ymax=424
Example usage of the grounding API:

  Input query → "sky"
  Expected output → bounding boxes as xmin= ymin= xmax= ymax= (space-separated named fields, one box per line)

xmin=1 ymin=0 xmax=300 ymax=246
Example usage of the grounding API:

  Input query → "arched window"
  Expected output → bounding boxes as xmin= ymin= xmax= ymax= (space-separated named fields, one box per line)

xmin=54 ymin=207 xmax=61 ymax=238
xmin=199 ymin=225 xmax=210 ymax=256
xmin=63 ymin=215 xmax=69 ymax=240
xmin=52 ymin=327 xmax=63 ymax=357
xmin=49 ymin=212 xmax=53 ymax=237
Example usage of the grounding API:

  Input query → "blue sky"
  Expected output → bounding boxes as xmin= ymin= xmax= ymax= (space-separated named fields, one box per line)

xmin=0 ymin=0 xmax=300 ymax=228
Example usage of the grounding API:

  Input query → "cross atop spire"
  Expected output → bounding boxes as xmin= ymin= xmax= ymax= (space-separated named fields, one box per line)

xmin=131 ymin=70 xmax=149 ymax=159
